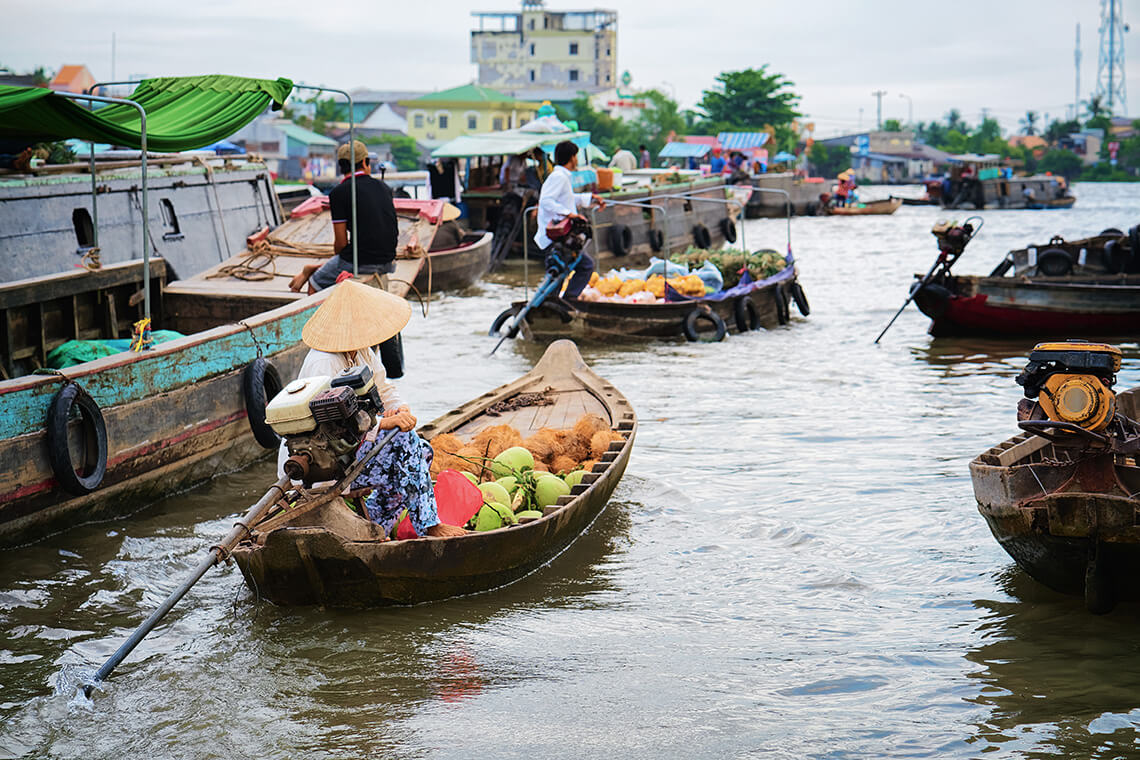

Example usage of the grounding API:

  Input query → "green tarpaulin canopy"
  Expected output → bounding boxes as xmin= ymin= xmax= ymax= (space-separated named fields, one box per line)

xmin=0 ymin=75 xmax=294 ymax=152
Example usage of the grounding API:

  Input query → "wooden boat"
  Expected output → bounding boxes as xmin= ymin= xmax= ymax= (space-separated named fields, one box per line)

xmin=912 ymin=227 xmax=1140 ymax=337
xmin=229 ymin=340 xmax=637 ymax=607
xmin=939 ymin=155 xmax=1075 ymax=210
xmin=1026 ymin=197 xmax=1077 ymax=210
xmin=970 ymin=386 xmax=1140 ymax=613
xmin=412 ymin=230 xmax=493 ymax=293
xmin=822 ymin=197 xmax=902 ymax=216
xmin=744 ymin=172 xmax=828 ymax=218
xmin=513 ymin=258 xmax=808 ymax=342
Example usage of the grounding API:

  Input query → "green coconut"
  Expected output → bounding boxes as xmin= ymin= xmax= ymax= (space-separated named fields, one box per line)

xmin=516 ymin=510 xmax=544 ymax=520
xmin=491 ymin=446 xmax=535 ymax=479
xmin=489 ymin=500 xmax=517 ymax=525
xmin=473 ymin=505 xmax=502 ymax=532
xmin=461 ymin=471 xmax=479 ymax=486
xmin=534 ymin=475 xmax=571 ymax=508
xmin=478 ymin=481 xmax=511 ymax=509
xmin=495 ymin=475 xmax=519 ymax=495
xmin=563 ymin=470 xmax=586 ymax=489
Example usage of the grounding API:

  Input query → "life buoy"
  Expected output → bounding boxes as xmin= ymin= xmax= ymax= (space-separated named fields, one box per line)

xmin=720 ymin=218 xmax=738 ymax=244
xmin=790 ymin=281 xmax=811 ymax=317
xmin=243 ymin=357 xmax=282 ymax=449
xmin=489 ymin=306 xmax=522 ymax=338
xmin=773 ymin=285 xmax=790 ymax=325
xmin=379 ymin=333 xmax=404 ymax=379
xmin=682 ymin=309 xmax=727 ymax=342
xmin=648 ymin=228 xmax=665 ymax=252
xmin=608 ymin=224 xmax=633 ymax=256
xmin=1036 ymin=248 xmax=1073 ymax=277
xmin=46 ymin=382 xmax=108 ymax=495
xmin=988 ymin=255 xmax=1014 ymax=277
xmin=1103 ymin=239 xmax=1130 ymax=274
xmin=692 ymin=224 xmax=712 ymax=249
xmin=733 ymin=296 xmax=759 ymax=332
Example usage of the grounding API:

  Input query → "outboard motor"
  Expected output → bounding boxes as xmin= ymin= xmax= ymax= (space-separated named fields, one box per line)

xmin=266 ymin=365 xmax=385 ymax=484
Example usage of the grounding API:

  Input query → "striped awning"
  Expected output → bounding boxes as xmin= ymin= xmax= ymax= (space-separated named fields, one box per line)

xmin=717 ymin=132 xmax=769 ymax=150
xmin=659 ymin=142 xmax=711 ymax=158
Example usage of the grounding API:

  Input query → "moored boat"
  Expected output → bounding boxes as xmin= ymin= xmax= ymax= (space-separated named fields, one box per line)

xmin=939 ymin=153 xmax=1075 ymax=210
xmin=821 ymin=197 xmax=902 ymax=216
xmin=970 ymin=341 xmax=1140 ymax=613
xmin=230 ymin=339 xmax=637 ymax=607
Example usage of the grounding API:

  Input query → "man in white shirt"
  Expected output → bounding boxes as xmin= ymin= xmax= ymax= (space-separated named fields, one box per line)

xmin=534 ymin=141 xmax=605 ymax=298
xmin=610 ymin=148 xmax=637 ymax=172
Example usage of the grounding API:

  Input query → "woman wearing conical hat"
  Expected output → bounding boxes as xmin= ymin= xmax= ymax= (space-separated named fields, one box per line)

xmin=281 ymin=279 xmax=467 ymax=538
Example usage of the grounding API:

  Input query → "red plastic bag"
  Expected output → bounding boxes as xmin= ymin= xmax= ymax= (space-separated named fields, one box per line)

xmin=395 ymin=469 xmax=482 ymax=539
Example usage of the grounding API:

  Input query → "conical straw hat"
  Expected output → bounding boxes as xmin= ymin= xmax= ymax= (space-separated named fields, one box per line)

xmin=302 ymin=279 xmax=412 ymax=353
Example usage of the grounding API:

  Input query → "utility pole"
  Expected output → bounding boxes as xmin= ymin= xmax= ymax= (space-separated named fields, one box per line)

xmin=1096 ymin=0 xmax=1127 ymax=115
xmin=1074 ymin=23 xmax=1081 ymax=122
xmin=871 ymin=89 xmax=886 ymax=129
xmin=898 ymin=93 xmax=913 ymax=127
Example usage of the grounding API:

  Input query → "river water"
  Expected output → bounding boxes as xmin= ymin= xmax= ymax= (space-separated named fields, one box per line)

xmin=3 ymin=183 xmax=1140 ymax=759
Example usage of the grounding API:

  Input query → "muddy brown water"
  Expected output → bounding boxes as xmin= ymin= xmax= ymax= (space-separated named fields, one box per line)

xmin=3 ymin=183 xmax=1140 ymax=759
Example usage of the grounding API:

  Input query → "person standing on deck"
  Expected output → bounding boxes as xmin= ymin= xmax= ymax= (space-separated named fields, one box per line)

xmin=289 ymin=140 xmax=399 ymax=294
xmin=709 ymin=148 xmax=726 ymax=176
xmin=610 ymin=147 xmax=637 ymax=172
xmin=534 ymin=141 xmax=605 ymax=300
xmin=638 ymin=144 xmax=651 ymax=169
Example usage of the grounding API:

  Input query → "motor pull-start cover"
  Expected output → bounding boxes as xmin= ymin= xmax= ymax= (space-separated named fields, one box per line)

xmin=266 ymin=376 xmax=332 ymax=435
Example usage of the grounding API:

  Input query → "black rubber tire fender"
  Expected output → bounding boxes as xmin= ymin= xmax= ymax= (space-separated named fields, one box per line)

xmin=1103 ymin=239 xmax=1130 ymax=274
xmin=720 ymin=217 xmax=738 ymax=244
xmin=46 ymin=382 xmax=108 ymax=495
xmin=773 ymin=284 xmax=790 ymax=325
xmin=243 ymin=357 xmax=283 ymax=450
xmin=535 ymin=299 xmax=573 ymax=323
xmin=1100 ymin=227 xmax=1124 ymax=237
xmin=1036 ymin=247 xmax=1073 ymax=277
xmin=912 ymin=283 xmax=952 ymax=319
xmin=608 ymin=224 xmax=633 ymax=256
xmin=692 ymin=223 xmax=712 ymax=249
xmin=790 ymin=281 xmax=811 ymax=317
xmin=489 ymin=306 xmax=522 ymax=338
xmin=378 ymin=332 xmax=405 ymax=379
xmin=733 ymin=295 xmax=759 ymax=332
xmin=1130 ymin=225 xmax=1140 ymax=258
xmin=682 ymin=308 xmax=727 ymax=342
xmin=647 ymin=227 xmax=665 ymax=252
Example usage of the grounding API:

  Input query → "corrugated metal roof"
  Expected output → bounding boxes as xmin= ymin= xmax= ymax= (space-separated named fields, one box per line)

xmin=659 ymin=142 xmax=710 ymax=158
xmin=717 ymin=132 xmax=769 ymax=150
xmin=277 ymin=122 xmax=337 ymax=146
xmin=432 ymin=128 xmax=591 ymax=158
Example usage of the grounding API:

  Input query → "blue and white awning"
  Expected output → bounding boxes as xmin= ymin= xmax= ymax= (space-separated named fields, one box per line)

xmin=659 ymin=142 xmax=711 ymax=158
xmin=717 ymin=132 xmax=769 ymax=150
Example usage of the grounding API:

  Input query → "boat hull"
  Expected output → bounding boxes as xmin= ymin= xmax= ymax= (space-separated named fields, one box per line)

xmin=822 ymin=198 xmax=902 ymax=216
xmin=412 ymin=231 xmax=493 ymax=293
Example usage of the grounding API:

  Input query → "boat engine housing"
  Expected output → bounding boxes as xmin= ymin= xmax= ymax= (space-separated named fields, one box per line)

xmin=1016 ymin=341 xmax=1121 ymax=433
xmin=265 ymin=365 xmax=385 ymax=484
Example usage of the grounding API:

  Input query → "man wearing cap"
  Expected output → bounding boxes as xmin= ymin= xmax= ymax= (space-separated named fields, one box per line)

xmin=280 ymin=279 xmax=467 ymax=538
xmin=534 ymin=140 xmax=605 ymax=300
xmin=290 ymin=139 xmax=400 ymax=293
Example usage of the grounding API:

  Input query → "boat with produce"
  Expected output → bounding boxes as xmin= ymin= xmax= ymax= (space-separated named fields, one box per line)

xmin=744 ymin=172 xmax=829 ymax=218
xmin=970 ymin=341 xmax=1140 ymax=614
xmin=821 ymin=197 xmax=902 ymax=216
xmin=938 ymin=153 xmax=1075 ymax=210
xmin=0 ymin=75 xmax=400 ymax=547
xmin=909 ymin=221 xmax=1140 ymax=337
xmin=230 ymin=339 xmax=636 ymax=607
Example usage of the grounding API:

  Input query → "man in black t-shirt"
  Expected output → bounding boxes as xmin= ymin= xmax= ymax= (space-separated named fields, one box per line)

xmin=291 ymin=140 xmax=400 ymax=293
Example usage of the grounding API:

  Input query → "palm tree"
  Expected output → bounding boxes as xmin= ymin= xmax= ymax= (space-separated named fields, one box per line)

xmin=1019 ymin=110 xmax=1039 ymax=136
xmin=1082 ymin=94 xmax=1109 ymax=122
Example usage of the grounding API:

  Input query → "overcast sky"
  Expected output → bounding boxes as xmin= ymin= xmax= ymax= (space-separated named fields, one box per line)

xmin=4 ymin=0 xmax=1138 ymax=137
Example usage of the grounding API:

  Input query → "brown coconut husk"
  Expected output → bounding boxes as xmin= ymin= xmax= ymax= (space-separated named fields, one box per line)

xmin=472 ymin=424 xmax=523 ymax=460
xmin=550 ymin=454 xmax=579 ymax=475
xmin=590 ymin=429 xmax=625 ymax=459
xmin=533 ymin=428 xmax=567 ymax=458
xmin=532 ymin=460 xmax=549 ymax=472
xmin=573 ymin=414 xmax=610 ymax=447
xmin=581 ymin=459 xmax=599 ymax=473
xmin=430 ymin=433 xmax=464 ymax=456
xmin=521 ymin=434 xmax=556 ymax=464
xmin=453 ymin=446 xmax=486 ymax=478
xmin=556 ymin=429 xmax=590 ymax=463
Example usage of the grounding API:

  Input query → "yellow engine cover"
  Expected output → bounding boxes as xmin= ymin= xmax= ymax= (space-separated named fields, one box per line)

xmin=1038 ymin=373 xmax=1115 ymax=432
xmin=1032 ymin=341 xmax=1122 ymax=371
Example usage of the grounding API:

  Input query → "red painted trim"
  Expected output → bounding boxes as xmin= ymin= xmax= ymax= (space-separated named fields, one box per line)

xmin=934 ymin=294 xmax=1140 ymax=335
xmin=0 ymin=410 xmax=249 ymax=506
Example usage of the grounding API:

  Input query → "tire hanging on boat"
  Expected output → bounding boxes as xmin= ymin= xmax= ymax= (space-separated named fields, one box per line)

xmin=243 ymin=357 xmax=282 ymax=449
xmin=773 ymin=285 xmax=790 ymax=325
xmin=608 ymin=224 xmax=633 ymax=256
xmin=1103 ymin=239 xmax=1130 ymax=274
xmin=682 ymin=308 xmax=727 ymax=342
xmin=1036 ymin=248 xmax=1073 ymax=277
xmin=378 ymin=333 xmax=405 ymax=379
xmin=489 ymin=306 xmax=522 ymax=338
xmin=733 ymin=295 xmax=759 ymax=332
xmin=647 ymin=227 xmax=665 ymax=252
xmin=1100 ymin=227 xmax=1124 ymax=237
xmin=46 ymin=381 xmax=108 ymax=495
xmin=790 ymin=281 xmax=811 ymax=317
xmin=1130 ymin=225 xmax=1140 ymax=259
xmin=720 ymin=218 xmax=738 ymax=244
xmin=692 ymin=224 xmax=712 ymax=249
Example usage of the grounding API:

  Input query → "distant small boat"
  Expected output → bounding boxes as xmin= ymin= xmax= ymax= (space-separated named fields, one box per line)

xmin=822 ymin=197 xmax=902 ymax=216
xmin=1026 ymin=197 xmax=1077 ymax=210
xmin=230 ymin=340 xmax=636 ymax=607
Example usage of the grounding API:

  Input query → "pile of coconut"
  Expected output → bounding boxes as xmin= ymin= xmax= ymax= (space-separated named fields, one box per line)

xmin=429 ymin=413 xmax=624 ymax=481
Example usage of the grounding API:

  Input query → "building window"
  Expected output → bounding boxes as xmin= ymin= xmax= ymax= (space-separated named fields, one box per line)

xmin=413 ymin=113 xmax=424 ymax=128
xmin=493 ymin=116 xmax=504 ymax=130
xmin=528 ymin=18 xmax=534 ymax=30
xmin=529 ymin=70 xmax=535 ymax=82
xmin=569 ymin=69 xmax=579 ymax=82
xmin=529 ymin=43 xmax=535 ymax=55
xmin=467 ymin=114 xmax=477 ymax=130
xmin=438 ymin=114 xmax=449 ymax=129
xmin=569 ymin=42 xmax=578 ymax=55
xmin=606 ymin=48 xmax=611 ymax=56
xmin=606 ymin=74 xmax=611 ymax=82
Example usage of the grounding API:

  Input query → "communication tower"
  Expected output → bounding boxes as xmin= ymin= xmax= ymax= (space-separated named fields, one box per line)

xmin=1095 ymin=0 xmax=1128 ymax=115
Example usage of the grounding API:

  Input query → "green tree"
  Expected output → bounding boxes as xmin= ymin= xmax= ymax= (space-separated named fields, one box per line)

xmin=387 ymin=135 xmax=421 ymax=171
xmin=1044 ymin=118 xmax=1080 ymax=145
xmin=808 ymin=142 xmax=849 ymax=177
xmin=1039 ymin=149 xmax=1083 ymax=179
xmin=1019 ymin=110 xmax=1039 ymax=136
xmin=696 ymin=67 xmax=802 ymax=131
xmin=882 ymin=118 xmax=902 ymax=132
xmin=944 ymin=108 xmax=968 ymax=133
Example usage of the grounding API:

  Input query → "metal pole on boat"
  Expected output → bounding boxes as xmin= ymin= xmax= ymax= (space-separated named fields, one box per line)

xmin=292 ymin=85 xmax=358 ymax=275
xmin=746 ymin=187 xmax=793 ymax=256
xmin=58 ymin=90 xmax=151 ymax=329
